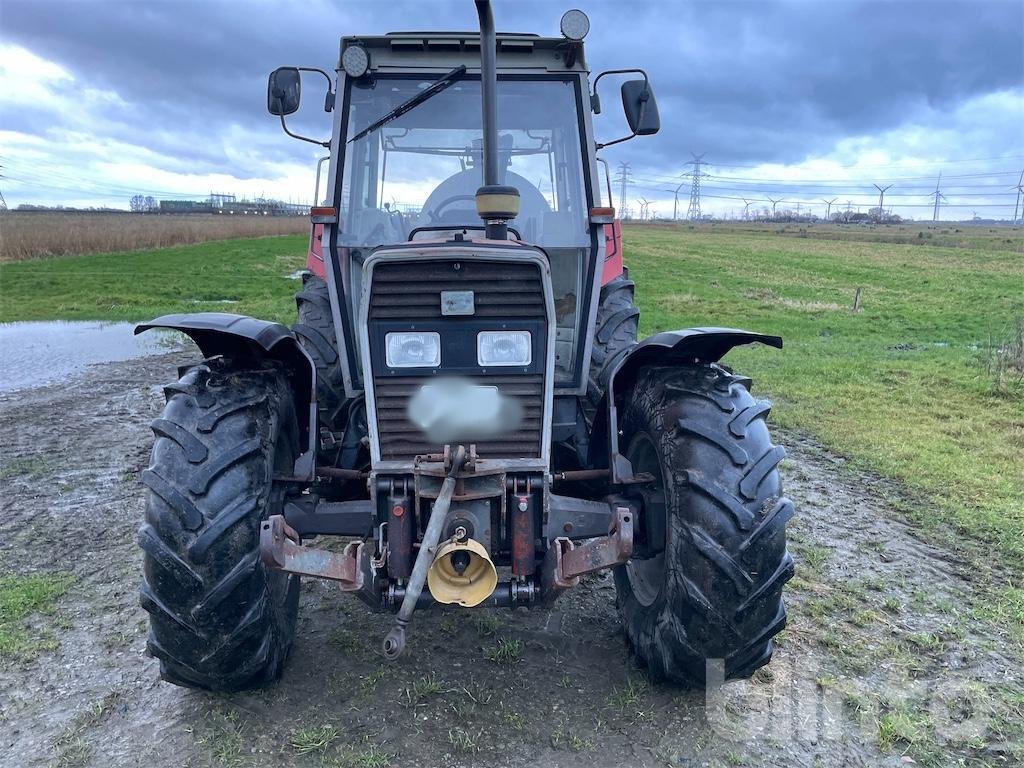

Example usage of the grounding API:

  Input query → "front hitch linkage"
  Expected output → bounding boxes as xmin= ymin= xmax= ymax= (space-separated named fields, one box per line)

xmin=381 ymin=445 xmax=468 ymax=660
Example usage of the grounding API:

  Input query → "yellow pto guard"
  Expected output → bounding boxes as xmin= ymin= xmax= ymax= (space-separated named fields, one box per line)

xmin=427 ymin=537 xmax=498 ymax=607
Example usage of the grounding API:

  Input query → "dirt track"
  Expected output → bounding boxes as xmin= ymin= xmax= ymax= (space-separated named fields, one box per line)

xmin=1 ymin=351 xmax=1020 ymax=768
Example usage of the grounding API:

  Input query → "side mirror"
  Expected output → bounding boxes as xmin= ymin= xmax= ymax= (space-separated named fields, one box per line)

xmin=268 ymin=67 xmax=301 ymax=116
xmin=621 ymin=80 xmax=660 ymax=136
xmin=591 ymin=68 xmax=658 ymax=149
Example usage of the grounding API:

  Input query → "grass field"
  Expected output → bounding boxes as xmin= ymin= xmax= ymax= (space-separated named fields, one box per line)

xmin=1 ymin=222 xmax=1022 ymax=573
xmin=0 ymin=212 xmax=309 ymax=261
xmin=625 ymin=224 xmax=1024 ymax=572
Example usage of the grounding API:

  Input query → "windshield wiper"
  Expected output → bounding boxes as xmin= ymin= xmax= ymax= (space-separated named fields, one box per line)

xmin=348 ymin=65 xmax=467 ymax=144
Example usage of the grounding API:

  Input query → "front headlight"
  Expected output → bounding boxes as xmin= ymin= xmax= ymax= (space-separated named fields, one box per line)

xmin=386 ymin=331 xmax=441 ymax=368
xmin=477 ymin=330 xmax=532 ymax=366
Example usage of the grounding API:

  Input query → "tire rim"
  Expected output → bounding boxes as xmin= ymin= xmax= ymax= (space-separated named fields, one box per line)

xmin=624 ymin=431 xmax=666 ymax=607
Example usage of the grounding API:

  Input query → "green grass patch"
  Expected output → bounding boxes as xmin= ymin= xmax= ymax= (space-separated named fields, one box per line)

xmin=290 ymin=724 xmax=338 ymax=755
xmin=0 ymin=235 xmax=308 ymax=324
xmin=625 ymin=224 xmax=1024 ymax=574
xmin=482 ymin=637 xmax=523 ymax=664
xmin=400 ymin=672 xmax=445 ymax=707
xmin=0 ymin=572 xmax=74 ymax=663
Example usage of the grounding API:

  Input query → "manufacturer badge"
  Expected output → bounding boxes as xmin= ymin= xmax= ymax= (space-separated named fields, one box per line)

xmin=440 ymin=290 xmax=475 ymax=316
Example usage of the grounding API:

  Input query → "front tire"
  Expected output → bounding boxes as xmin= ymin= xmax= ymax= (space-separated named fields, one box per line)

xmin=139 ymin=360 xmax=300 ymax=691
xmin=615 ymin=364 xmax=795 ymax=685
xmin=583 ymin=274 xmax=639 ymax=429
xmin=293 ymin=273 xmax=348 ymax=438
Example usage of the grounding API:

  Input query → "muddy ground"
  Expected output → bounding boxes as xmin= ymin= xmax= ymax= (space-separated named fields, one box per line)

xmin=1 ymin=351 xmax=1021 ymax=768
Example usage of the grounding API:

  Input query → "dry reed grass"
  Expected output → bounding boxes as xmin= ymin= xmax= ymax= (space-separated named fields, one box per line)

xmin=0 ymin=212 xmax=309 ymax=261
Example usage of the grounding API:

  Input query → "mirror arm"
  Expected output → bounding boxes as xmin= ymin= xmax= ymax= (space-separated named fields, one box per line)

xmin=591 ymin=67 xmax=649 ymax=104
xmin=596 ymin=131 xmax=637 ymax=151
xmin=592 ymin=67 xmax=650 ymax=149
xmin=278 ymin=113 xmax=331 ymax=148
xmin=295 ymin=66 xmax=336 ymax=113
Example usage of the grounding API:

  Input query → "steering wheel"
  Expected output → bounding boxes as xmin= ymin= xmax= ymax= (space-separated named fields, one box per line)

xmin=427 ymin=194 xmax=479 ymax=223
xmin=362 ymin=221 xmax=388 ymax=246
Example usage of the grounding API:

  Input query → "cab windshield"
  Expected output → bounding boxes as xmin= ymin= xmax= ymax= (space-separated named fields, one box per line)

xmin=339 ymin=75 xmax=590 ymax=247
xmin=337 ymin=73 xmax=593 ymax=384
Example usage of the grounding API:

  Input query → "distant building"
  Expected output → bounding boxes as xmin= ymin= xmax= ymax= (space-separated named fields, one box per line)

xmin=159 ymin=199 xmax=214 ymax=214
xmin=158 ymin=198 xmax=307 ymax=215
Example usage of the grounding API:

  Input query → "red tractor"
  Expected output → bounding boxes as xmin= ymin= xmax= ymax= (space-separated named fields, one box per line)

xmin=135 ymin=1 xmax=793 ymax=690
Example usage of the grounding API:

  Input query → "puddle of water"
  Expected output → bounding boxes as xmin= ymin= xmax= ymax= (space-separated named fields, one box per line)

xmin=0 ymin=321 xmax=186 ymax=393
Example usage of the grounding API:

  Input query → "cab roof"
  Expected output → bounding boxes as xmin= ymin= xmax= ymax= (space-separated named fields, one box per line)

xmin=339 ymin=32 xmax=588 ymax=74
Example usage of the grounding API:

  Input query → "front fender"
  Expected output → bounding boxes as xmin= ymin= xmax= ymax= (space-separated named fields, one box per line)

xmin=135 ymin=312 xmax=317 ymax=480
xmin=593 ymin=327 xmax=782 ymax=483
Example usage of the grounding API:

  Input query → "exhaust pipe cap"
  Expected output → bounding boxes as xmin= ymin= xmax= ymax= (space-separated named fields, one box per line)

xmin=475 ymin=185 xmax=520 ymax=221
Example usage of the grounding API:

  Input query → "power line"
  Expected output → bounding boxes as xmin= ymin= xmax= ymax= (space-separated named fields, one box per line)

xmin=631 ymin=169 xmax=1021 ymax=186
xmin=625 ymin=180 xmax=1018 ymax=208
xmin=666 ymin=182 xmax=1017 ymax=198
xmin=696 ymin=154 xmax=1024 ymax=171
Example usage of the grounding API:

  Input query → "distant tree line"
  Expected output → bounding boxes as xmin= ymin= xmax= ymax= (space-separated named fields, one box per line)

xmin=129 ymin=194 xmax=159 ymax=212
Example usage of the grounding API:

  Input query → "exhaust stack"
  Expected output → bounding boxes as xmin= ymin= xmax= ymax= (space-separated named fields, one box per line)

xmin=473 ymin=0 xmax=519 ymax=240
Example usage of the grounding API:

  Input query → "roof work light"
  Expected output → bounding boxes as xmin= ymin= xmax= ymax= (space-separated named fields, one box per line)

xmin=341 ymin=44 xmax=370 ymax=78
xmin=560 ymin=9 xmax=590 ymax=41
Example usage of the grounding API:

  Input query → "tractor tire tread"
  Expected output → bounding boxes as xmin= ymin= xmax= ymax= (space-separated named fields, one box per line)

xmin=615 ymin=365 xmax=794 ymax=686
xmin=139 ymin=361 xmax=299 ymax=691
xmin=293 ymin=274 xmax=346 ymax=415
xmin=583 ymin=275 xmax=639 ymax=428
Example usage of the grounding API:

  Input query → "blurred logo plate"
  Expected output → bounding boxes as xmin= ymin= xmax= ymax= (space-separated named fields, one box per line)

xmin=440 ymin=290 xmax=475 ymax=316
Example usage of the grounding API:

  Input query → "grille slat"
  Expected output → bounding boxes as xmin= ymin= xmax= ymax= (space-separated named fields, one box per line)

xmin=374 ymin=375 xmax=544 ymax=460
xmin=369 ymin=259 xmax=546 ymax=461
xmin=370 ymin=260 xmax=545 ymax=322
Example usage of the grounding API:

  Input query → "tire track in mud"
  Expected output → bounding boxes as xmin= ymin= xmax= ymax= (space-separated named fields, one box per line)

xmin=0 ymin=353 xmax=1020 ymax=767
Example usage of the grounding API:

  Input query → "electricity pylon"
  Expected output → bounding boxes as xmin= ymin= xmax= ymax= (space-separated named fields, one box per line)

xmin=683 ymin=153 xmax=709 ymax=220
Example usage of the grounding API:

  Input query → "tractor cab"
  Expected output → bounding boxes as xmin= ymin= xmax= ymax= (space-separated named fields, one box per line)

xmin=268 ymin=20 xmax=659 ymax=394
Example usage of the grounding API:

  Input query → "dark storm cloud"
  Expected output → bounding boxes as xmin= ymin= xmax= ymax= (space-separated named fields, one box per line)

xmin=578 ymin=0 xmax=1024 ymax=167
xmin=2 ymin=0 xmax=1022 ymax=207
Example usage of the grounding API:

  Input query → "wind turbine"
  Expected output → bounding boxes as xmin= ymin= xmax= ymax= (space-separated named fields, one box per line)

xmin=822 ymin=198 xmax=837 ymax=221
xmin=928 ymin=173 xmax=947 ymax=222
xmin=873 ymin=184 xmax=893 ymax=221
xmin=669 ymin=179 xmax=688 ymax=220
xmin=1011 ymin=170 xmax=1024 ymax=224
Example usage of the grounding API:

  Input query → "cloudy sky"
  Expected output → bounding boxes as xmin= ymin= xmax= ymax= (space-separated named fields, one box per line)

xmin=1 ymin=0 xmax=1022 ymax=220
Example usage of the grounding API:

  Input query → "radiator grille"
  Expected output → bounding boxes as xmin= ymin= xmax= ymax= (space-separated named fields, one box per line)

xmin=369 ymin=261 xmax=546 ymax=321
xmin=368 ymin=259 xmax=546 ymax=461
xmin=373 ymin=375 xmax=544 ymax=459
